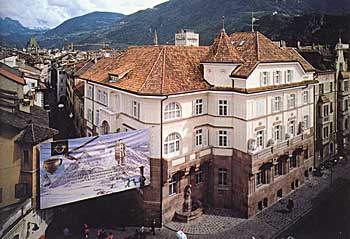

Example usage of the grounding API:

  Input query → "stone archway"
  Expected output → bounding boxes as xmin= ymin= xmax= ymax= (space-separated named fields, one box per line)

xmin=101 ymin=120 xmax=110 ymax=135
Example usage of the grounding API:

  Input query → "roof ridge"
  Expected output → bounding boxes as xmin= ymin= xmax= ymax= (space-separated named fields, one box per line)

xmin=256 ymin=32 xmax=260 ymax=61
xmin=138 ymin=47 xmax=165 ymax=93
xmin=31 ymin=123 xmax=36 ymax=143
xmin=161 ymin=47 xmax=166 ymax=95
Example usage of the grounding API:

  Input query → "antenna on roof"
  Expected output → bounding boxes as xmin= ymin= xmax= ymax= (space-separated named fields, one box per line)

xmin=251 ymin=12 xmax=258 ymax=32
xmin=154 ymin=29 xmax=158 ymax=46
xmin=221 ymin=16 xmax=225 ymax=32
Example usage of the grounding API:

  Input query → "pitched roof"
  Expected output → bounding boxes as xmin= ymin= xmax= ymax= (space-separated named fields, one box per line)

xmin=16 ymin=123 xmax=58 ymax=144
xmin=202 ymin=30 xmax=243 ymax=63
xmin=0 ymin=67 xmax=25 ymax=85
xmin=230 ymin=32 xmax=314 ymax=78
xmin=80 ymin=46 xmax=211 ymax=95
xmin=73 ymin=82 xmax=84 ymax=98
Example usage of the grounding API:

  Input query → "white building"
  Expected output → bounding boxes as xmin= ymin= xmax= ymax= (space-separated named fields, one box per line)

xmin=78 ymin=30 xmax=315 ymax=223
xmin=175 ymin=29 xmax=199 ymax=46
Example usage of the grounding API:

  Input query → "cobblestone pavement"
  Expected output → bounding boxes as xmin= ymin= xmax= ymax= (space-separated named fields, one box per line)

xmin=48 ymin=161 xmax=350 ymax=239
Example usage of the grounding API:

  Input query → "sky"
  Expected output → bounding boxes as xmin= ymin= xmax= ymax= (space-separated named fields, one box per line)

xmin=0 ymin=0 xmax=168 ymax=29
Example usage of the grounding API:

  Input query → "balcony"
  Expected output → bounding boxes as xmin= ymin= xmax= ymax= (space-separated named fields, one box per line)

xmin=250 ymin=129 xmax=313 ymax=161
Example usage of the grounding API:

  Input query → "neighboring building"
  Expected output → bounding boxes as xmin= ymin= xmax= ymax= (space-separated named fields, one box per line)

xmin=26 ymin=37 xmax=40 ymax=53
xmin=78 ymin=29 xmax=316 ymax=223
xmin=0 ymin=67 xmax=58 ymax=238
xmin=298 ymin=49 xmax=338 ymax=166
xmin=175 ymin=29 xmax=199 ymax=46
xmin=336 ymin=38 xmax=350 ymax=155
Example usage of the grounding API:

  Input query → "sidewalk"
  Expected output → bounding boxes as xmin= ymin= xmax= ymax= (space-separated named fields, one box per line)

xmin=47 ymin=161 xmax=350 ymax=239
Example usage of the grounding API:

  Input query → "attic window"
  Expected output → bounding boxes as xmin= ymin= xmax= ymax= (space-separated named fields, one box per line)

xmin=231 ymin=40 xmax=236 ymax=45
xmin=239 ymin=40 xmax=246 ymax=46
xmin=109 ymin=75 xmax=118 ymax=82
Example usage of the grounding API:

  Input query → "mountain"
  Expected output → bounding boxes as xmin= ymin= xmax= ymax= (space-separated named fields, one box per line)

xmin=99 ymin=0 xmax=350 ymax=47
xmin=0 ymin=17 xmax=44 ymax=47
xmin=37 ymin=11 xmax=125 ymax=49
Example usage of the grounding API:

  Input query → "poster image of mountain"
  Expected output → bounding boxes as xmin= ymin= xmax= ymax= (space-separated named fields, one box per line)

xmin=39 ymin=129 xmax=150 ymax=209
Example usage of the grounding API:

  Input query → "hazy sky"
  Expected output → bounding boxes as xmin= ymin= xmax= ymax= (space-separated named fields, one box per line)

xmin=0 ymin=0 xmax=168 ymax=28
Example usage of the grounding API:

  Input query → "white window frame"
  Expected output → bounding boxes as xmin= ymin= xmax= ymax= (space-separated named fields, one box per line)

xmin=218 ymin=130 xmax=228 ymax=147
xmin=274 ymin=125 xmax=282 ymax=142
xmin=103 ymin=91 xmax=108 ymax=105
xmin=273 ymin=96 xmax=282 ymax=112
xmin=303 ymin=115 xmax=309 ymax=129
xmin=87 ymin=85 xmax=93 ymax=98
xmin=132 ymin=100 xmax=140 ymax=119
xmin=195 ymin=129 xmax=203 ymax=147
xmin=87 ymin=108 xmax=92 ymax=122
xmin=303 ymin=90 xmax=309 ymax=104
xmin=285 ymin=70 xmax=293 ymax=83
xmin=289 ymin=120 xmax=296 ymax=137
xmin=256 ymin=130 xmax=264 ymax=148
xmin=260 ymin=72 xmax=269 ymax=86
xmin=195 ymin=170 xmax=203 ymax=185
xmin=195 ymin=99 xmax=203 ymax=115
xmin=95 ymin=110 xmax=100 ymax=126
xmin=164 ymin=102 xmax=181 ymax=120
xmin=164 ymin=133 xmax=180 ymax=156
xmin=169 ymin=178 xmax=177 ymax=196
xmin=288 ymin=94 xmax=296 ymax=109
xmin=218 ymin=168 xmax=228 ymax=186
xmin=218 ymin=100 xmax=228 ymax=116
xmin=323 ymin=126 xmax=329 ymax=139
xmin=273 ymin=71 xmax=282 ymax=84
xmin=97 ymin=89 xmax=102 ymax=102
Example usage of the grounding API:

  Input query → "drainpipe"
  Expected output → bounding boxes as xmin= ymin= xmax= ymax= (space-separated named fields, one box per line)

xmin=313 ymin=75 xmax=317 ymax=169
xmin=159 ymin=95 xmax=168 ymax=226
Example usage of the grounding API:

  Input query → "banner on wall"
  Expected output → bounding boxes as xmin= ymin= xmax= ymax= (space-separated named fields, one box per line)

xmin=39 ymin=129 xmax=150 ymax=209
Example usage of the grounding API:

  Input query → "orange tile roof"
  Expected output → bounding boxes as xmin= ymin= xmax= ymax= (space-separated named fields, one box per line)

xmin=0 ymin=68 xmax=25 ymax=85
xmin=80 ymin=46 xmax=211 ymax=95
xmin=230 ymin=32 xmax=314 ymax=78
xmin=80 ymin=32 xmax=315 ymax=95
xmin=202 ymin=30 xmax=243 ymax=63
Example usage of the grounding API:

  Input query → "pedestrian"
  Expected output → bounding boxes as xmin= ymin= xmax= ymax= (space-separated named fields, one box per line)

xmin=151 ymin=219 xmax=156 ymax=235
xmin=287 ymin=199 xmax=294 ymax=212
xmin=97 ymin=229 xmax=103 ymax=239
xmin=140 ymin=226 xmax=145 ymax=239
xmin=83 ymin=223 xmax=90 ymax=238
xmin=63 ymin=226 xmax=70 ymax=238
xmin=107 ymin=232 xmax=114 ymax=239
xmin=101 ymin=230 xmax=107 ymax=239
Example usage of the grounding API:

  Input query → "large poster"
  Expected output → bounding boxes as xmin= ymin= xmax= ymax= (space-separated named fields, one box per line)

xmin=39 ymin=129 xmax=150 ymax=209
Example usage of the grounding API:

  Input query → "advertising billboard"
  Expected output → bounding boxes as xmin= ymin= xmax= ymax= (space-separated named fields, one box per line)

xmin=39 ymin=129 xmax=150 ymax=209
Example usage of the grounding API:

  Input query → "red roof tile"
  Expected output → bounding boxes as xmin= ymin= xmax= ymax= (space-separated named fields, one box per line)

xmin=202 ymin=30 xmax=243 ymax=63
xmin=0 ymin=68 xmax=25 ymax=85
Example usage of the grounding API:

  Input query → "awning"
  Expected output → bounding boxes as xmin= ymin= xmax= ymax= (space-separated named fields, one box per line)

xmin=259 ymin=161 xmax=273 ymax=171
xmin=277 ymin=154 xmax=289 ymax=162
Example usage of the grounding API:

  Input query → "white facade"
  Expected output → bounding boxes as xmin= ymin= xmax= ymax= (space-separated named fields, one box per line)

xmin=175 ymin=30 xmax=199 ymax=47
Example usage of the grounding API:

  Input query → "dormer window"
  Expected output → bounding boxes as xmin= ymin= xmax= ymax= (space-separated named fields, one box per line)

xmin=109 ymin=75 xmax=118 ymax=82
xmin=239 ymin=40 xmax=246 ymax=46
xmin=285 ymin=70 xmax=293 ymax=83
xmin=260 ymin=72 xmax=270 ymax=86
xmin=273 ymin=71 xmax=282 ymax=84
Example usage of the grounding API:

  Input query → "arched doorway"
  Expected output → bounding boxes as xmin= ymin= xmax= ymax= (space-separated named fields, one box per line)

xmin=101 ymin=121 xmax=110 ymax=135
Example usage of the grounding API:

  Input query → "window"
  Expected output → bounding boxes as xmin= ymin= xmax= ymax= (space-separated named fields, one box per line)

xmin=256 ymin=171 xmax=266 ymax=186
xmin=15 ymin=183 xmax=29 ymax=199
xmin=323 ymin=126 xmax=329 ymax=139
xmin=23 ymin=150 xmax=29 ymax=165
xmin=289 ymin=156 xmax=298 ymax=169
xmin=195 ymin=129 xmax=203 ymax=147
xmin=274 ymin=125 xmax=283 ymax=142
xmin=97 ymin=89 xmax=102 ymax=102
xmin=330 ymin=102 xmax=333 ymax=113
xmin=95 ymin=110 xmax=100 ymax=126
xmin=323 ymin=105 xmax=329 ymax=117
xmin=304 ymin=149 xmax=309 ymax=160
xmin=303 ymin=91 xmax=309 ymax=104
xmin=286 ymin=70 xmax=293 ymax=83
xmin=277 ymin=188 xmax=283 ymax=199
xmin=218 ymin=130 xmax=228 ymax=147
xmin=319 ymin=84 xmax=324 ymax=94
xmin=256 ymin=100 xmax=265 ymax=116
xmin=218 ymin=168 xmax=228 ymax=186
xmin=87 ymin=85 xmax=93 ymax=98
xmin=102 ymin=92 xmax=108 ymax=105
xmin=169 ymin=177 xmax=177 ymax=196
xmin=273 ymin=96 xmax=282 ymax=112
xmin=330 ymin=82 xmax=333 ymax=92
xmin=256 ymin=130 xmax=264 ymax=148
xmin=330 ymin=122 xmax=333 ymax=133
xmin=260 ymin=72 xmax=269 ymax=86
xmin=345 ymin=118 xmax=349 ymax=130
xmin=218 ymin=100 xmax=228 ymax=116
xmin=304 ymin=115 xmax=309 ymax=129
xmin=195 ymin=170 xmax=203 ymax=184
xmin=274 ymin=161 xmax=283 ymax=177
xmin=289 ymin=120 xmax=296 ymax=137
xmin=164 ymin=102 xmax=181 ymax=120
xmin=195 ymin=99 xmax=203 ymax=115
xmin=87 ymin=109 xmax=92 ymax=122
xmin=288 ymin=94 xmax=296 ymax=108
xmin=164 ymin=133 xmax=180 ymax=155
xmin=273 ymin=71 xmax=282 ymax=84
xmin=345 ymin=99 xmax=349 ymax=111
xmin=0 ymin=188 xmax=2 ymax=203
xmin=344 ymin=81 xmax=349 ymax=91
xmin=132 ymin=101 xmax=140 ymax=119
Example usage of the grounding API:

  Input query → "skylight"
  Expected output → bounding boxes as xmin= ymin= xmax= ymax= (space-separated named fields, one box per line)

xmin=239 ymin=40 xmax=246 ymax=46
